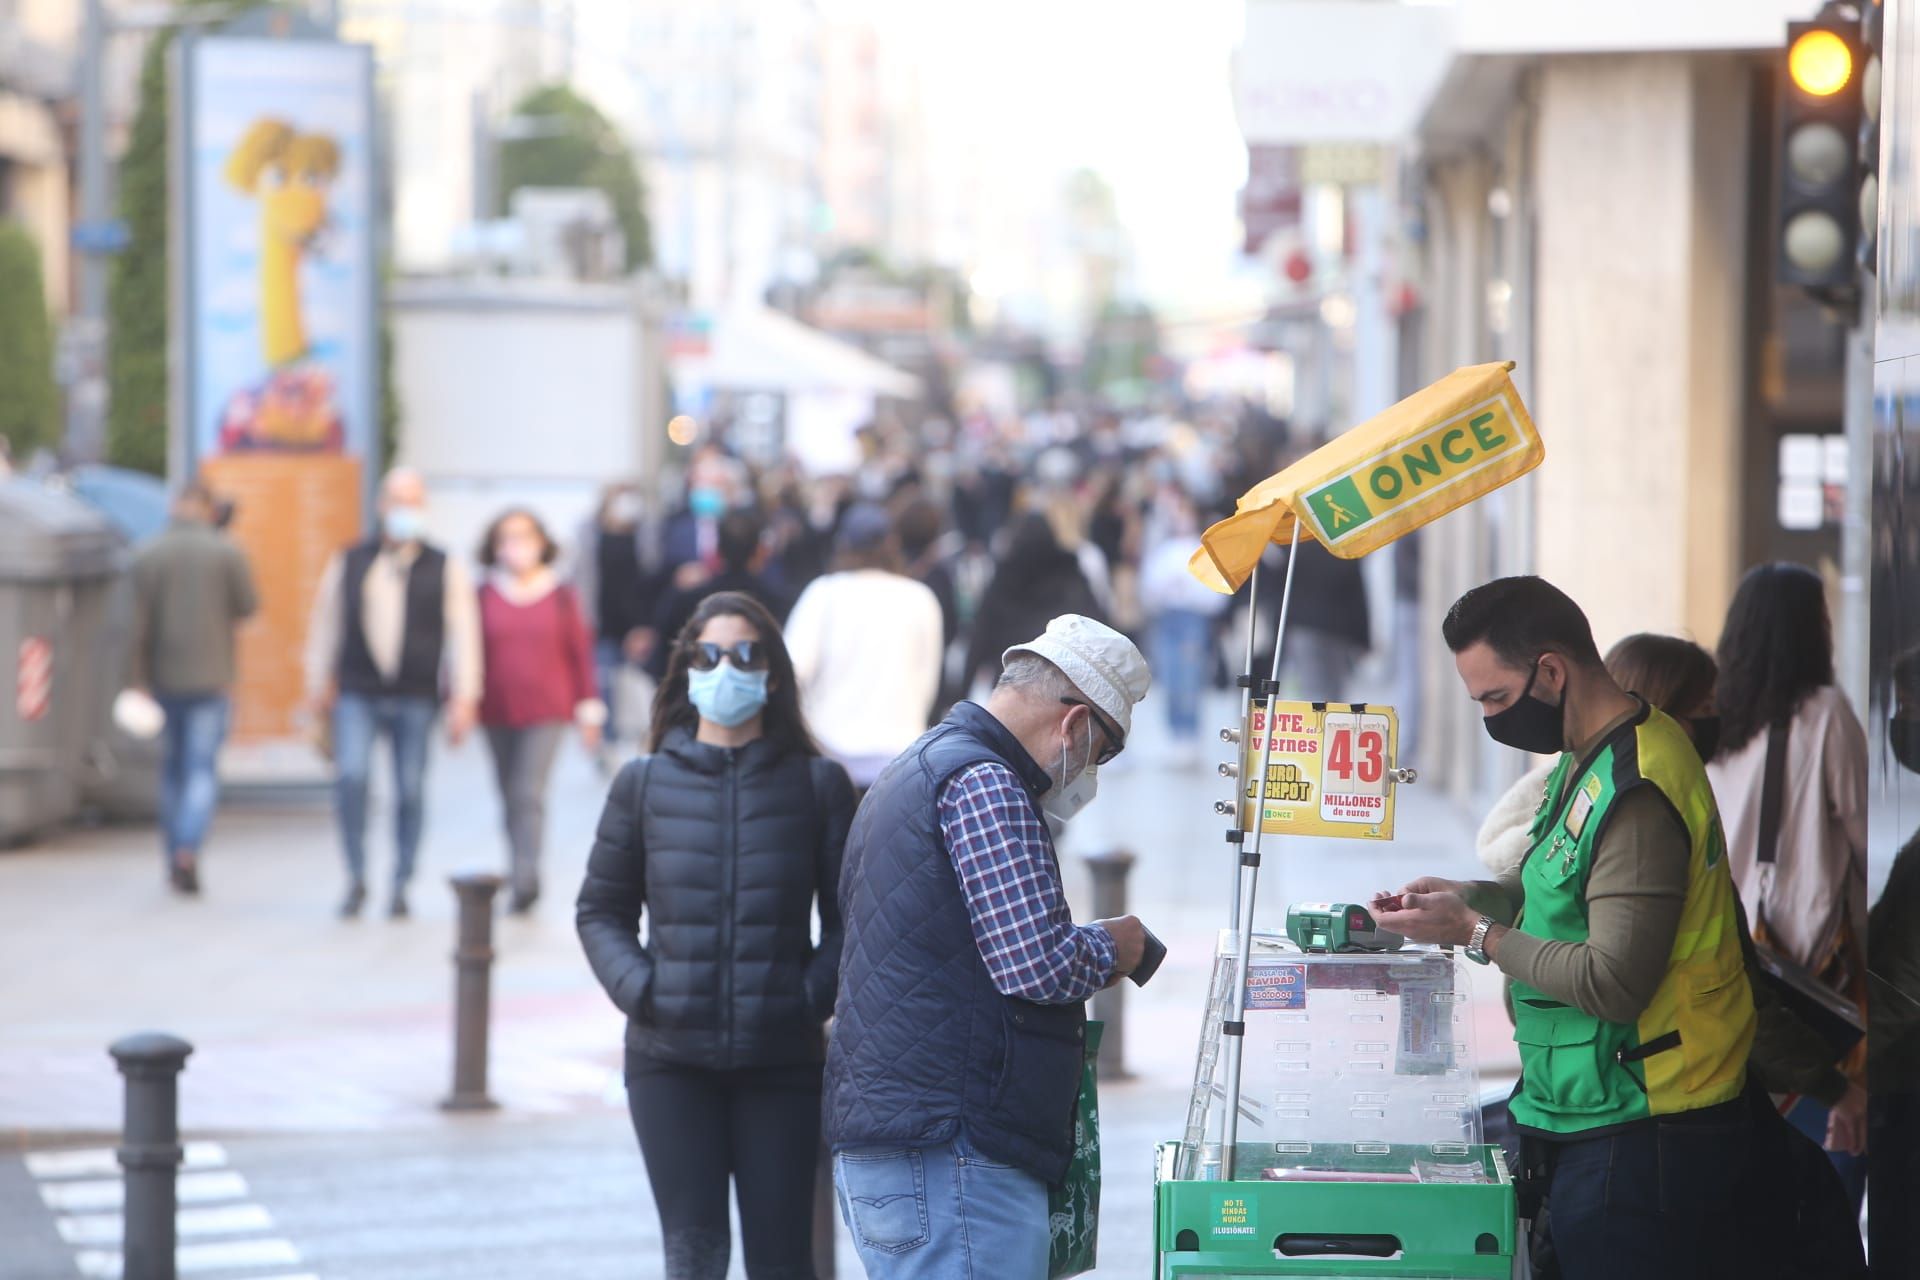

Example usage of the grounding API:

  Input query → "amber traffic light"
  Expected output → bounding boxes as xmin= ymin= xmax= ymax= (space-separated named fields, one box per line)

xmin=1789 ymin=28 xmax=1854 ymax=97
xmin=1777 ymin=14 xmax=1864 ymax=291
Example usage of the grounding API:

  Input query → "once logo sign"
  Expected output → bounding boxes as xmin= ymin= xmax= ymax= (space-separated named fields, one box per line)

xmin=1304 ymin=394 xmax=1528 ymax=544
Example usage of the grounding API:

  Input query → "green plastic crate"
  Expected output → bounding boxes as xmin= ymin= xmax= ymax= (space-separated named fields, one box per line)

xmin=1153 ymin=1142 xmax=1516 ymax=1278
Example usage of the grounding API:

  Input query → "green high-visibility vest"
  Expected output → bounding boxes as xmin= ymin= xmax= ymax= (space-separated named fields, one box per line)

xmin=1508 ymin=703 xmax=1755 ymax=1136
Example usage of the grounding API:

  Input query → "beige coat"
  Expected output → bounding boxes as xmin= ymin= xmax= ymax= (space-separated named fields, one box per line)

xmin=1708 ymin=685 xmax=1868 ymax=975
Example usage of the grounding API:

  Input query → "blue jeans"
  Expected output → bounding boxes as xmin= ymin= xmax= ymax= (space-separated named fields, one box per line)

xmin=594 ymin=637 xmax=625 ymax=742
xmin=1152 ymin=609 xmax=1212 ymax=738
xmin=1544 ymin=1101 xmax=1750 ymax=1280
xmin=333 ymin=692 xmax=437 ymax=890
xmin=834 ymin=1134 xmax=1048 ymax=1279
xmin=156 ymin=694 xmax=229 ymax=862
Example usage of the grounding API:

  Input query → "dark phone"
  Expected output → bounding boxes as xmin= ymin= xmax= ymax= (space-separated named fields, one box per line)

xmin=1129 ymin=926 xmax=1167 ymax=987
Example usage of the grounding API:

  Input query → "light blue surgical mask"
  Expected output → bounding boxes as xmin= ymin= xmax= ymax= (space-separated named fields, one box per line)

xmin=384 ymin=506 xmax=426 ymax=544
xmin=689 ymin=487 xmax=727 ymax=519
xmin=688 ymin=663 xmax=769 ymax=728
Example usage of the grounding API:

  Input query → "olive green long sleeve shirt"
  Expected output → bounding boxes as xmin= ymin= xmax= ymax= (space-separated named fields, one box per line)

xmin=1471 ymin=785 xmax=1689 ymax=1025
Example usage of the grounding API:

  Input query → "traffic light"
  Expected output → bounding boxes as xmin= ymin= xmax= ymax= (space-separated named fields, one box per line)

xmin=1859 ymin=1 xmax=1884 ymax=274
xmin=1776 ymin=8 xmax=1864 ymax=292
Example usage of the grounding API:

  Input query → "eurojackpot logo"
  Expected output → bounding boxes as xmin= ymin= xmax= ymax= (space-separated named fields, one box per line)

xmin=1303 ymin=394 xmax=1532 ymax=544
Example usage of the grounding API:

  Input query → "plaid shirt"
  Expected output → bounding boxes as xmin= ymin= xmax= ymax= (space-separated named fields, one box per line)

xmin=939 ymin=761 xmax=1117 ymax=1004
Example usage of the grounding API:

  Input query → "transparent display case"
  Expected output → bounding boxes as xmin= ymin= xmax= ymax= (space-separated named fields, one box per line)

xmin=1178 ymin=932 xmax=1497 ymax=1187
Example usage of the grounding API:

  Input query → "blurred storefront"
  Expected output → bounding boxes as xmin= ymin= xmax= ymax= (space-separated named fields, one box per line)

xmin=1868 ymin=0 xmax=1920 ymax=1264
xmin=1241 ymin=0 xmax=1864 ymax=802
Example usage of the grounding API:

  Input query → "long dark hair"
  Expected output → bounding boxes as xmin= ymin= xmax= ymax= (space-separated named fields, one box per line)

xmin=1714 ymin=562 xmax=1834 ymax=757
xmin=648 ymin=592 xmax=818 ymax=757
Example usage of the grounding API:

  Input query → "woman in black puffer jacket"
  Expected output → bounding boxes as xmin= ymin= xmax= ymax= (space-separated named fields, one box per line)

xmin=578 ymin=592 xmax=855 ymax=1280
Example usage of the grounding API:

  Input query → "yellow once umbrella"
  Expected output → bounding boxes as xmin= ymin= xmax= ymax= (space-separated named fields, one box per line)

xmin=1190 ymin=361 xmax=1542 ymax=592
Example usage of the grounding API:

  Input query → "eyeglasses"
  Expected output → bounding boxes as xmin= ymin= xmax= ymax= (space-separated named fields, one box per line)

xmin=688 ymin=641 xmax=768 ymax=672
xmin=1060 ymin=698 xmax=1124 ymax=766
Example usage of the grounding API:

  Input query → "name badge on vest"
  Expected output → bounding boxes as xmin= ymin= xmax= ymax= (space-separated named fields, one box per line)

xmin=1566 ymin=774 xmax=1603 ymax=843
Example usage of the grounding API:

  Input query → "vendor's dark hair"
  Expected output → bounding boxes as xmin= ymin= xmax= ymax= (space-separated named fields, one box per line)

xmin=1441 ymin=576 xmax=1602 ymax=670
xmin=1605 ymin=633 xmax=1717 ymax=718
xmin=1714 ymin=562 xmax=1832 ymax=757
xmin=648 ymin=592 xmax=817 ymax=757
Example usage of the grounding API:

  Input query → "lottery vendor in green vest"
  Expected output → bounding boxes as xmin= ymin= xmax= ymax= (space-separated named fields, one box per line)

xmin=1372 ymin=576 xmax=1756 ymax=1280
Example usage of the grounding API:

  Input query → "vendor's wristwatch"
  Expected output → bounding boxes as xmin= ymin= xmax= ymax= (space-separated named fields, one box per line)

xmin=1465 ymin=916 xmax=1496 ymax=965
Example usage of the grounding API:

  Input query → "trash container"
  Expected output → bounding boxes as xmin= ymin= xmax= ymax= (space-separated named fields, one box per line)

xmin=0 ymin=480 xmax=124 ymax=845
xmin=61 ymin=467 xmax=169 ymax=822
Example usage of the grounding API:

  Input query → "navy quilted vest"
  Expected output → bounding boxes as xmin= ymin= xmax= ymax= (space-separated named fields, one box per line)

xmin=822 ymin=702 xmax=1087 ymax=1182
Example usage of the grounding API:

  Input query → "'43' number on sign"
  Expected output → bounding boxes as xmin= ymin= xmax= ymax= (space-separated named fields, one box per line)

xmin=1324 ymin=725 xmax=1385 ymax=784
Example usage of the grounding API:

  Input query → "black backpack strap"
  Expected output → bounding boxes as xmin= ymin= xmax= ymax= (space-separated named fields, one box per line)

xmin=807 ymin=756 xmax=836 ymax=893
xmin=1754 ymin=722 xmax=1790 ymax=941
xmin=1757 ymin=722 xmax=1790 ymax=868
xmin=630 ymin=755 xmax=654 ymax=863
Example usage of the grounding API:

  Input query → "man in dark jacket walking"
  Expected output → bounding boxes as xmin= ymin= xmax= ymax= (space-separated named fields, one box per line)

xmin=129 ymin=480 xmax=259 ymax=895
xmin=824 ymin=614 xmax=1156 ymax=1278
xmin=304 ymin=469 xmax=482 ymax=919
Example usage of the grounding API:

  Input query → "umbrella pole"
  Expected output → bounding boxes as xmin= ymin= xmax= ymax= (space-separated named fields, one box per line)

xmin=1229 ymin=563 xmax=1261 ymax=929
xmin=1205 ymin=561 xmax=1264 ymax=1164
xmin=1220 ymin=520 xmax=1302 ymax=1182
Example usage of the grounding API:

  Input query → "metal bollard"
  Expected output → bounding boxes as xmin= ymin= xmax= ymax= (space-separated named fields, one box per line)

xmin=1083 ymin=849 xmax=1137 ymax=1079
xmin=442 ymin=873 xmax=504 ymax=1112
xmin=110 ymin=1032 xmax=193 ymax=1280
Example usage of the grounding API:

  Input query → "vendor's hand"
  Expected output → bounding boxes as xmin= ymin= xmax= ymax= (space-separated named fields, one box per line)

xmin=1827 ymin=1081 xmax=1868 ymax=1156
xmin=1371 ymin=890 xmax=1479 ymax=948
xmin=1095 ymin=915 xmax=1147 ymax=986
xmin=1370 ymin=877 xmax=1463 ymax=913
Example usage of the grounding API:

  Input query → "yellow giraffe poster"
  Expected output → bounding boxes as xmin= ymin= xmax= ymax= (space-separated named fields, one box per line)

xmin=185 ymin=36 xmax=373 ymax=459
xmin=182 ymin=33 xmax=374 ymax=743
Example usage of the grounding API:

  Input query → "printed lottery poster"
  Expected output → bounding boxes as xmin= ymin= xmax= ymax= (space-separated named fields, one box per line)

xmin=1240 ymin=700 xmax=1399 ymax=840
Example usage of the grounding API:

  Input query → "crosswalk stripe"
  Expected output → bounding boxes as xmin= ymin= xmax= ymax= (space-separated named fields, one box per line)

xmin=74 ymin=1237 xmax=301 ymax=1277
xmin=26 ymin=1142 xmax=228 ymax=1181
xmin=55 ymin=1203 xmax=275 ymax=1246
xmin=39 ymin=1170 xmax=249 ymax=1213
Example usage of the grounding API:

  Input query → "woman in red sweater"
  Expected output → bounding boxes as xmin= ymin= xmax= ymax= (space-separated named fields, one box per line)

xmin=477 ymin=508 xmax=603 ymax=913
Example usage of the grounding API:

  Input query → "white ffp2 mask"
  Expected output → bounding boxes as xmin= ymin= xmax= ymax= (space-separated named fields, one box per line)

xmin=1042 ymin=716 xmax=1099 ymax=823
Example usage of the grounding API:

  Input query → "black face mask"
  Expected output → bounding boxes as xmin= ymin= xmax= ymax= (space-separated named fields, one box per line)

xmin=1483 ymin=658 xmax=1566 ymax=755
xmin=1891 ymin=718 xmax=1920 ymax=775
xmin=1689 ymin=715 xmax=1722 ymax=762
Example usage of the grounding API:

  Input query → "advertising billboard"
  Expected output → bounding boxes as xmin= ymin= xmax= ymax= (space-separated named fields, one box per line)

xmin=181 ymin=33 xmax=373 ymax=462
xmin=175 ymin=27 xmax=375 ymax=742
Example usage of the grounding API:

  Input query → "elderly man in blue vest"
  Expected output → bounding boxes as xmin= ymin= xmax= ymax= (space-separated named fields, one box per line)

xmin=824 ymin=613 xmax=1154 ymax=1278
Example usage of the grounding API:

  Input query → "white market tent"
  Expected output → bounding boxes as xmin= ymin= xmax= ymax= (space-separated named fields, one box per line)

xmin=679 ymin=306 xmax=923 ymax=473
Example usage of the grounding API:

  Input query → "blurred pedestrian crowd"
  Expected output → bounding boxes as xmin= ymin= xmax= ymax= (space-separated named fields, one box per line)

xmin=131 ymin=397 xmax=1404 ymax=913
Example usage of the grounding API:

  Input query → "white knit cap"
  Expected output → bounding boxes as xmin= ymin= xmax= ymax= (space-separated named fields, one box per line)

xmin=1003 ymin=614 xmax=1152 ymax=739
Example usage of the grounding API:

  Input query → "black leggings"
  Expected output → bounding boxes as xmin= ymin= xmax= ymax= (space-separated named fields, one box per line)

xmin=627 ymin=1060 xmax=822 ymax=1280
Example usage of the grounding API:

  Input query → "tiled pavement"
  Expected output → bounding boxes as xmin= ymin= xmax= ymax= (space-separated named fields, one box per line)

xmin=0 ymin=689 xmax=1508 ymax=1277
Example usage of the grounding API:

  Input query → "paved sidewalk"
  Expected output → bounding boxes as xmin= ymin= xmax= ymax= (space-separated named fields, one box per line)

xmin=0 ymin=688 xmax=1512 ymax=1278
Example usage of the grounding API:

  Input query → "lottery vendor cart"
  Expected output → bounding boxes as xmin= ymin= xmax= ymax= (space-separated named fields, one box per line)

xmin=1154 ymin=362 xmax=1543 ymax=1278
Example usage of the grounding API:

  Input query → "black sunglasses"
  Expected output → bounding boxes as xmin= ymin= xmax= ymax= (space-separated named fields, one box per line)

xmin=688 ymin=640 xmax=768 ymax=673
xmin=1060 ymin=698 xmax=1124 ymax=766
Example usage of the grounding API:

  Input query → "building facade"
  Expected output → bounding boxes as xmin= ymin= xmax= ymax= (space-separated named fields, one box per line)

xmin=0 ymin=0 xmax=75 ymax=312
xmin=1394 ymin=0 xmax=1857 ymax=799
